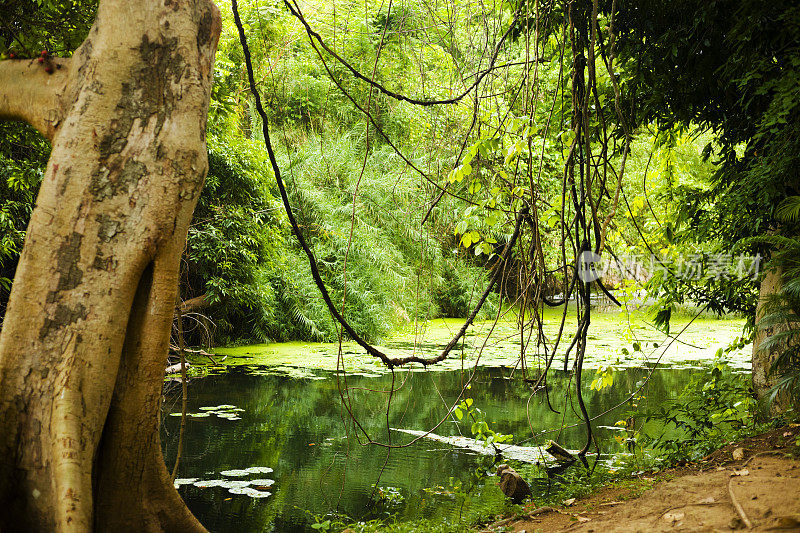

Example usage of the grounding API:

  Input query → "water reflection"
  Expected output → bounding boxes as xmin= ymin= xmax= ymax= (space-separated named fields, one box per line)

xmin=161 ymin=365 xmax=705 ymax=532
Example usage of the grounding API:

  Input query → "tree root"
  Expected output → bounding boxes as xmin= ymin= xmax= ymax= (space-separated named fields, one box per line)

xmin=728 ymin=475 xmax=753 ymax=529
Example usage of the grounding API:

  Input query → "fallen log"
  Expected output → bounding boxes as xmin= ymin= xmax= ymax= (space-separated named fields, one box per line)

xmin=392 ymin=428 xmax=578 ymax=463
xmin=545 ymin=440 xmax=577 ymax=464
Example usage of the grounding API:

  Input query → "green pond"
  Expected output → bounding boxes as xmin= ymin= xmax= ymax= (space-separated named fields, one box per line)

xmin=161 ymin=308 xmax=749 ymax=532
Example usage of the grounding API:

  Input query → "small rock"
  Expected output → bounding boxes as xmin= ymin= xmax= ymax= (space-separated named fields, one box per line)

xmin=563 ymin=498 xmax=576 ymax=507
xmin=663 ymin=510 xmax=685 ymax=523
xmin=697 ymin=496 xmax=716 ymax=504
xmin=731 ymin=468 xmax=749 ymax=477
xmin=732 ymin=447 xmax=745 ymax=461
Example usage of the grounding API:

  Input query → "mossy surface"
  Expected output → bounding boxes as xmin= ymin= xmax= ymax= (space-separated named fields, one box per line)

xmin=203 ymin=308 xmax=748 ymax=375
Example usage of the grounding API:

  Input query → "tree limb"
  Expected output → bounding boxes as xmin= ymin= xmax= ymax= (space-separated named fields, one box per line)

xmin=0 ymin=58 xmax=70 ymax=141
xmin=180 ymin=293 xmax=211 ymax=313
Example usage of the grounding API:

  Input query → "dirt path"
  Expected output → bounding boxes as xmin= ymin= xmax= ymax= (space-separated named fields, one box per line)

xmin=481 ymin=426 xmax=800 ymax=532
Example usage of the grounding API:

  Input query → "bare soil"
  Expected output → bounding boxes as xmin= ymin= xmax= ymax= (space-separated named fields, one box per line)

xmin=480 ymin=425 xmax=800 ymax=533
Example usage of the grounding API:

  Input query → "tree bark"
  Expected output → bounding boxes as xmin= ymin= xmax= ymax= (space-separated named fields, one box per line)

xmin=752 ymin=267 xmax=796 ymax=414
xmin=180 ymin=292 xmax=211 ymax=312
xmin=0 ymin=1 xmax=220 ymax=531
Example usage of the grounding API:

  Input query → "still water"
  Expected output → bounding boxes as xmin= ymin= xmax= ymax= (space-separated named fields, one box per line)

xmin=161 ymin=360 xmax=745 ymax=531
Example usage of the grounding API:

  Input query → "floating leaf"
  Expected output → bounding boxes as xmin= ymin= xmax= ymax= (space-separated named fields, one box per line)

xmin=220 ymin=469 xmax=250 ymax=477
xmin=194 ymin=480 xmax=225 ymax=488
xmin=229 ymin=487 xmax=271 ymax=498
xmin=244 ymin=466 xmax=274 ymax=474
xmin=217 ymin=480 xmax=251 ymax=488
xmin=248 ymin=479 xmax=274 ymax=487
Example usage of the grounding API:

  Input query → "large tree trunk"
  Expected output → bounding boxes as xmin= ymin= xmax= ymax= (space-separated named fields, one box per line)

xmin=0 ymin=1 xmax=220 ymax=531
xmin=752 ymin=267 xmax=796 ymax=414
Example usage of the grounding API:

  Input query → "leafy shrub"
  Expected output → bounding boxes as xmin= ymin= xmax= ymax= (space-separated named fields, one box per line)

xmin=642 ymin=355 xmax=758 ymax=462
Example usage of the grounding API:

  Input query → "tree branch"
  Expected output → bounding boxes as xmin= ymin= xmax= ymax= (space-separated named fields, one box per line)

xmin=0 ymin=58 xmax=70 ymax=141
xmin=180 ymin=293 xmax=211 ymax=313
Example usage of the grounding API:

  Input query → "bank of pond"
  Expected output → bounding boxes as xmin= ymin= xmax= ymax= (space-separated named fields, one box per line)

xmin=161 ymin=311 xmax=751 ymax=532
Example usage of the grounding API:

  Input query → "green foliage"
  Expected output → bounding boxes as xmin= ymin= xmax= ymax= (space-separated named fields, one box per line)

xmin=0 ymin=2 xmax=95 ymax=316
xmin=642 ymin=355 xmax=758 ymax=462
xmin=590 ymin=365 xmax=615 ymax=391
xmin=609 ymin=1 xmax=800 ymax=323
xmin=184 ymin=122 xmax=499 ymax=345
xmin=371 ymin=485 xmax=405 ymax=513
xmin=310 ymin=518 xmax=332 ymax=531
xmin=0 ymin=122 xmax=49 ymax=312
xmin=0 ymin=0 xmax=97 ymax=58
xmin=433 ymin=264 xmax=497 ymax=318
xmin=0 ymin=0 xmax=504 ymax=344
xmin=183 ymin=133 xmax=284 ymax=345
xmin=4 ymin=0 xmax=792 ymax=371
xmin=318 ymin=481 xmax=512 ymax=533
xmin=454 ymin=397 xmax=513 ymax=448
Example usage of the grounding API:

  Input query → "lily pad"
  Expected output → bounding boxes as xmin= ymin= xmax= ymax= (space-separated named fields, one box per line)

xmin=247 ymin=479 xmax=274 ymax=487
xmin=173 ymin=478 xmax=198 ymax=489
xmin=229 ymin=487 xmax=271 ymax=498
xmin=220 ymin=469 xmax=250 ymax=477
xmin=193 ymin=480 xmax=225 ymax=488
xmin=217 ymin=480 xmax=250 ymax=489
xmin=190 ymin=412 xmax=211 ymax=418
xmin=244 ymin=466 xmax=274 ymax=474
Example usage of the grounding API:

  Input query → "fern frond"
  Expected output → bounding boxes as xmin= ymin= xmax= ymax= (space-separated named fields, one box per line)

xmin=775 ymin=196 xmax=800 ymax=223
